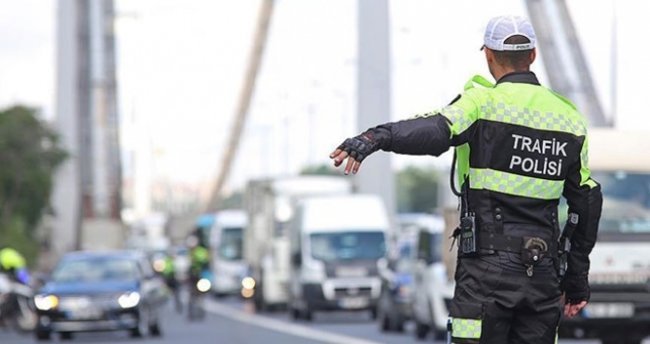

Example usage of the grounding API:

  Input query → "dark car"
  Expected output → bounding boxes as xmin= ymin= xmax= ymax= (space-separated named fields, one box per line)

xmin=33 ymin=250 xmax=168 ymax=341
xmin=377 ymin=241 xmax=416 ymax=332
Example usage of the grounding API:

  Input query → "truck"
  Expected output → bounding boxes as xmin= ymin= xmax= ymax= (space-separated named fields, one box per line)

xmin=558 ymin=129 xmax=650 ymax=344
xmin=209 ymin=209 xmax=248 ymax=297
xmin=287 ymin=194 xmax=389 ymax=321
xmin=242 ymin=176 xmax=352 ymax=311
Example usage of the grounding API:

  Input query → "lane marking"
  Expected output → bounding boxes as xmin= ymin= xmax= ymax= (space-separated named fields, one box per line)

xmin=203 ymin=300 xmax=382 ymax=344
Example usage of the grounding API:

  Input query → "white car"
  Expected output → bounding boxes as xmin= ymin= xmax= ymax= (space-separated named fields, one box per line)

xmin=407 ymin=214 xmax=454 ymax=341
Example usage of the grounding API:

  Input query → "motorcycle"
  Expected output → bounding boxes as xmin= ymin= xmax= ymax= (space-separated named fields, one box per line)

xmin=187 ymin=269 xmax=213 ymax=321
xmin=0 ymin=272 xmax=37 ymax=332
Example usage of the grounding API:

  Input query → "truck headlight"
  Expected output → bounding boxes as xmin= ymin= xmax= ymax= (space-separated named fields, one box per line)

xmin=34 ymin=295 xmax=59 ymax=311
xmin=118 ymin=292 xmax=141 ymax=309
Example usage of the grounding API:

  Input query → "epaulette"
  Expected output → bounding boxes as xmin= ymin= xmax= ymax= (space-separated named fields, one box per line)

xmin=464 ymin=75 xmax=495 ymax=91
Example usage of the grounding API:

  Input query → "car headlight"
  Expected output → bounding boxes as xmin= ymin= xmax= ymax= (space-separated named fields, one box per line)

xmin=241 ymin=276 xmax=256 ymax=290
xmin=196 ymin=278 xmax=211 ymax=292
xmin=34 ymin=295 xmax=59 ymax=311
xmin=118 ymin=291 xmax=141 ymax=309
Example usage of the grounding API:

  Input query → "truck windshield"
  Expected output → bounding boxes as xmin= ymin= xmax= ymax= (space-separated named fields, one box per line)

xmin=218 ymin=227 xmax=243 ymax=260
xmin=310 ymin=231 xmax=385 ymax=262
xmin=593 ymin=171 xmax=650 ymax=235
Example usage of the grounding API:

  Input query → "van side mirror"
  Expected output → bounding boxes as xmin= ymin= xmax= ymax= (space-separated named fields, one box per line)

xmin=377 ymin=257 xmax=389 ymax=272
xmin=292 ymin=252 xmax=302 ymax=266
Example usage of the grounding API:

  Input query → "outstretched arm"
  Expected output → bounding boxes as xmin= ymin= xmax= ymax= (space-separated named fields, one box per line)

xmin=330 ymin=95 xmax=478 ymax=174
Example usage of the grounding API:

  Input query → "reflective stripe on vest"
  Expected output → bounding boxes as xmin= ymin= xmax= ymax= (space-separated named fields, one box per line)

xmin=451 ymin=317 xmax=482 ymax=339
xmin=480 ymin=101 xmax=586 ymax=136
xmin=469 ymin=168 xmax=564 ymax=200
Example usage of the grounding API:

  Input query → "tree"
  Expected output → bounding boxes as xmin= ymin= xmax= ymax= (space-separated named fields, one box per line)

xmin=0 ymin=105 xmax=67 ymax=264
xmin=396 ymin=166 xmax=440 ymax=213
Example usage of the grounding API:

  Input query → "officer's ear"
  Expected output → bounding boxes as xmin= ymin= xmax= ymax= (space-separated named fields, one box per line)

xmin=484 ymin=48 xmax=495 ymax=64
xmin=529 ymin=48 xmax=537 ymax=65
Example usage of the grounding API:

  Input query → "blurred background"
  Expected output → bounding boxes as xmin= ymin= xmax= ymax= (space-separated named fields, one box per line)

xmin=1 ymin=0 xmax=649 ymax=343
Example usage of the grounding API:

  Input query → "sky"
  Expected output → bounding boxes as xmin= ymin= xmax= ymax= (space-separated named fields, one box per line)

xmin=1 ymin=0 xmax=648 ymax=200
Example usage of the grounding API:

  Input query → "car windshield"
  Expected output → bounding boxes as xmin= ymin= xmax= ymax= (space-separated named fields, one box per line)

xmin=218 ymin=227 xmax=243 ymax=260
xmin=51 ymin=257 xmax=140 ymax=283
xmin=593 ymin=171 xmax=650 ymax=234
xmin=310 ymin=231 xmax=385 ymax=262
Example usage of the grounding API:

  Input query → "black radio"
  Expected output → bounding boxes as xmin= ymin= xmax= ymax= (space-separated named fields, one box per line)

xmin=459 ymin=212 xmax=478 ymax=254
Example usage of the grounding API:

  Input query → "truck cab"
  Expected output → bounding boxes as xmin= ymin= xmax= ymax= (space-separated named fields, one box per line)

xmin=288 ymin=195 xmax=388 ymax=321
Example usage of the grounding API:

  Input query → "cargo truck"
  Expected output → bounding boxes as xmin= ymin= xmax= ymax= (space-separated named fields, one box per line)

xmin=242 ymin=176 xmax=352 ymax=311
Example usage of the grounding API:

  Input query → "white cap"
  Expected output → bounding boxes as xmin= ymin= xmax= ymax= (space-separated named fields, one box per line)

xmin=483 ymin=15 xmax=536 ymax=51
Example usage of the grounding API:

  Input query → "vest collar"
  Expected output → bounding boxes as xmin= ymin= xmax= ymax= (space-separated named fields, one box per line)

xmin=496 ymin=71 xmax=540 ymax=86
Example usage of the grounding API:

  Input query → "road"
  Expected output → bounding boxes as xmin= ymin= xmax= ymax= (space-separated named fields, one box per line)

xmin=0 ymin=297 xmax=638 ymax=344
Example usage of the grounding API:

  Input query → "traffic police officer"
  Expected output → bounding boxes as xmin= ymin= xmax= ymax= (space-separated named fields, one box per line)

xmin=329 ymin=15 xmax=602 ymax=343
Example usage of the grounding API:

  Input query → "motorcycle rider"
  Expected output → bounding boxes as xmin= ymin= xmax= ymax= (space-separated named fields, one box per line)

xmin=162 ymin=249 xmax=182 ymax=313
xmin=0 ymin=246 xmax=35 ymax=330
xmin=187 ymin=234 xmax=210 ymax=284
xmin=0 ymin=246 xmax=29 ymax=285
xmin=186 ymin=234 xmax=210 ymax=320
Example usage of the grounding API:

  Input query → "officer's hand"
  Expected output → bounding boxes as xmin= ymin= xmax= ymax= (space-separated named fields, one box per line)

xmin=329 ymin=132 xmax=380 ymax=175
xmin=329 ymin=149 xmax=361 ymax=175
xmin=563 ymin=300 xmax=587 ymax=318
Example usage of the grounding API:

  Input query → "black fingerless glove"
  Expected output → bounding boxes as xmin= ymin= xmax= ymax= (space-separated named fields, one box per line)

xmin=561 ymin=274 xmax=590 ymax=304
xmin=337 ymin=131 xmax=381 ymax=162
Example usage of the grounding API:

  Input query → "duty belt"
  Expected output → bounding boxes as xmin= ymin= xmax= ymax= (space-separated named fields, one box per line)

xmin=479 ymin=232 xmax=556 ymax=277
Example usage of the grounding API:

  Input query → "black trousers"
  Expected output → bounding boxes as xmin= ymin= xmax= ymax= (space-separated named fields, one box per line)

xmin=450 ymin=253 xmax=562 ymax=344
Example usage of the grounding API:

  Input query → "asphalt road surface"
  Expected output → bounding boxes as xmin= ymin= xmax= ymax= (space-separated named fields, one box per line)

xmin=0 ymin=296 xmax=642 ymax=344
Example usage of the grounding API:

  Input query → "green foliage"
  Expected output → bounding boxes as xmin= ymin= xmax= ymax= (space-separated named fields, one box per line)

xmin=0 ymin=105 xmax=67 ymax=263
xmin=0 ymin=217 xmax=39 ymax=267
xmin=396 ymin=166 xmax=440 ymax=213
xmin=299 ymin=164 xmax=339 ymax=176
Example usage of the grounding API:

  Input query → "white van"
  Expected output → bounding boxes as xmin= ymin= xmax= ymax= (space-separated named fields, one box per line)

xmin=406 ymin=214 xmax=453 ymax=341
xmin=209 ymin=209 xmax=248 ymax=297
xmin=288 ymin=195 xmax=389 ymax=321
